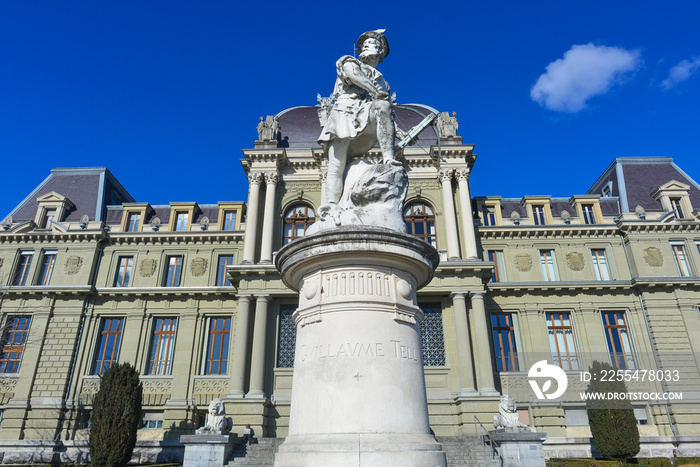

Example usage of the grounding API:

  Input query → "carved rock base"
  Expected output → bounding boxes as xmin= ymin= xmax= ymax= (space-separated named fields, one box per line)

xmin=274 ymin=228 xmax=445 ymax=467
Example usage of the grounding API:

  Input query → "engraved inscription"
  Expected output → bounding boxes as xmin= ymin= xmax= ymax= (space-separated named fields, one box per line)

xmin=299 ymin=339 xmax=418 ymax=363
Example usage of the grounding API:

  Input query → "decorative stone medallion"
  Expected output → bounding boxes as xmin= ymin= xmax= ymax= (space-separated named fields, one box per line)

xmin=140 ymin=258 xmax=157 ymax=277
xmin=64 ymin=256 xmax=83 ymax=275
xmin=514 ymin=253 xmax=532 ymax=272
xmin=644 ymin=247 xmax=663 ymax=267
xmin=565 ymin=252 xmax=585 ymax=271
xmin=191 ymin=257 xmax=208 ymax=277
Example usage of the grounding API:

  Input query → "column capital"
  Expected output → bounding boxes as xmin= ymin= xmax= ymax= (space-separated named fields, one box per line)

xmin=264 ymin=172 xmax=279 ymax=186
xmin=468 ymin=290 xmax=486 ymax=300
xmin=236 ymin=294 xmax=253 ymax=301
xmin=450 ymin=292 xmax=467 ymax=301
xmin=438 ymin=169 xmax=454 ymax=183
xmin=454 ymin=168 xmax=470 ymax=182
xmin=248 ymin=172 xmax=263 ymax=185
xmin=254 ymin=294 xmax=271 ymax=302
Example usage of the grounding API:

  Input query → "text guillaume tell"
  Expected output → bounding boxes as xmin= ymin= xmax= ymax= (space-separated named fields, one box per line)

xmin=298 ymin=340 xmax=420 ymax=363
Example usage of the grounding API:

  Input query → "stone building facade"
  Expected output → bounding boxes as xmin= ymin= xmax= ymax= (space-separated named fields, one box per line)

xmin=1 ymin=104 xmax=700 ymax=460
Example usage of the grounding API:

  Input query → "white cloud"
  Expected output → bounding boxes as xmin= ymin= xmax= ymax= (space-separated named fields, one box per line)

xmin=661 ymin=56 xmax=700 ymax=91
xmin=530 ymin=43 xmax=641 ymax=112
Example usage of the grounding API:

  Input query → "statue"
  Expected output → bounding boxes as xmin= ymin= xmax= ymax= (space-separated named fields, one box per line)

xmin=256 ymin=115 xmax=279 ymax=142
xmin=493 ymin=395 xmax=529 ymax=430
xmin=436 ymin=111 xmax=459 ymax=138
xmin=311 ymin=29 xmax=409 ymax=233
xmin=196 ymin=398 xmax=233 ymax=435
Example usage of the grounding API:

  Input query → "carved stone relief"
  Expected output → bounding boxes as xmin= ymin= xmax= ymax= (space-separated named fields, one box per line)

xmin=191 ymin=257 xmax=208 ymax=277
xmin=0 ymin=378 xmax=17 ymax=393
xmin=142 ymin=379 xmax=173 ymax=394
xmin=193 ymin=378 xmax=229 ymax=395
xmin=565 ymin=252 xmax=585 ymax=271
xmin=514 ymin=254 xmax=532 ymax=272
xmin=140 ymin=258 xmax=157 ymax=277
xmin=64 ymin=256 xmax=83 ymax=275
xmin=644 ymin=247 xmax=663 ymax=267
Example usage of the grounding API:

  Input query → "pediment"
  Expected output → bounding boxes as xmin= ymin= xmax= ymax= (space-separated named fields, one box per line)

xmin=36 ymin=191 xmax=74 ymax=207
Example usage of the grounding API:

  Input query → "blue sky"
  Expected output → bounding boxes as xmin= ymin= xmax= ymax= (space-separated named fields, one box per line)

xmin=1 ymin=1 xmax=699 ymax=218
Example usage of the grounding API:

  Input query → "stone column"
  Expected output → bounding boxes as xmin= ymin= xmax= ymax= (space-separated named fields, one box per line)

xmin=451 ymin=293 xmax=477 ymax=396
xmin=246 ymin=295 xmax=270 ymax=398
xmin=438 ymin=169 xmax=461 ymax=261
xmin=227 ymin=295 xmax=252 ymax=398
xmin=274 ymin=228 xmax=446 ymax=467
xmin=455 ymin=169 xmax=479 ymax=261
xmin=242 ymin=173 xmax=263 ymax=264
xmin=259 ymin=172 xmax=279 ymax=264
xmin=469 ymin=291 xmax=498 ymax=395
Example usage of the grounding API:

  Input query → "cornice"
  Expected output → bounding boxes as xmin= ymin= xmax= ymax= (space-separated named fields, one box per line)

xmin=96 ymin=286 xmax=239 ymax=297
xmin=0 ymin=285 xmax=95 ymax=297
xmin=0 ymin=230 xmax=106 ymax=244
xmin=106 ymin=231 xmax=244 ymax=246
xmin=477 ymin=225 xmax=620 ymax=240
xmin=487 ymin=280 xmax=634 ymax=294
xmin=618 ymin=221 xmax=700 ymax=234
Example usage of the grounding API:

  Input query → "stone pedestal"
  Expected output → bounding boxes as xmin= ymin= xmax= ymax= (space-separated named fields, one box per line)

xmin=180 ymin=434 xmax=237 ymax=467
xmin=490 ymin=430 xmax=547 ymax=467
xmin=274 ymin=227 xmax=445 ymax=467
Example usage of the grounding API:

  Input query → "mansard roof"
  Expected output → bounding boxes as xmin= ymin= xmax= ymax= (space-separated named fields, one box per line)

xmin=588 ymin=157 xmax=700 ymax=213
xmin=6 ymin=167 xmax=134 ymax=223
xmin=275 ymin=103 xmax=440 ymax=149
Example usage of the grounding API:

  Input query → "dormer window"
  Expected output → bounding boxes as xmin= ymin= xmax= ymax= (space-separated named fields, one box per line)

xmin=651 ymin=181 xmax=693 ymax=220
xmin=120 ymin=203 xmax=152 ymax=233
xmin=216 ymin=202 xmax=245 ymax=231
xmin=570 ymin=196 xmax=603 ymax=225
xmin=43 ymin=209 xmax=56 ymax=229
xmin=521 ymin=197 xmax=552 ymax=226
xmin=33 ymin=192 xmax=74 ymax=229
xmin=532 ymin=205 xmax=546 ymax=225
xmin=175 ymin=212 xmax=189 ymax=231
xmin=167 ymin=202 xmax=198 ymax=232
xmin=475 ymin=197 xmax=503 ymax=227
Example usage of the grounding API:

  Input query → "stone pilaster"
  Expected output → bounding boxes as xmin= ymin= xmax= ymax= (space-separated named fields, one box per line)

xmin=227 ymin=295 xmax=252 ymax=398
xmin=259 ymin=172 xmax=279 ymax=264
xmin=438 ymin=169 xmax=460 ymax=261
xmin=450 ymin=292 xmax=477 ymax=396
xmin=242 ymin=173 xmax=263 ymax=264
xmin=455 ymin=169 xmax=479 ymax=261
xmin=470 ymin=291 xmax=499 ymax=396
xmin=246 ymin=295 xmax=270 ymax=398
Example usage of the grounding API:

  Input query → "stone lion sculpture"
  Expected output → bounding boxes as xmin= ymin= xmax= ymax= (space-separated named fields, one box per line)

xmin=493 ymin=395 xmax=529 ymax=430
xmin=196 ymin=398 xmax=233 ymax=435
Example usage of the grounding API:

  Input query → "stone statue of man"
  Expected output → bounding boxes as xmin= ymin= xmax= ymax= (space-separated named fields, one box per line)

xmin=318 ymin=29 xmax=401 ymax=207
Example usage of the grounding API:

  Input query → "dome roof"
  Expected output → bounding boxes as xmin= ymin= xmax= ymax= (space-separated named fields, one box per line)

xmin=275 ymin=103 xmax=440 ymax=149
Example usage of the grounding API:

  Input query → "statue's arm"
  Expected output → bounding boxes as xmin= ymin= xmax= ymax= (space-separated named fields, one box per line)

xmin=340 ymin=60 xmax=389 ymax=100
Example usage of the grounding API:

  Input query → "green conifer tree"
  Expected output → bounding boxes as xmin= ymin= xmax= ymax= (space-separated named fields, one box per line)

xmin=89 ymin=362 xmax=143 ymax=467
xmin=585 ymin=360 xmax=640 ymax=462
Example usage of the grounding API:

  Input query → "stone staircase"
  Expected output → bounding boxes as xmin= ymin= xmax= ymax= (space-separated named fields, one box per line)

xmin=227 ymin=436 xmax=500 ymax=466
xmin=438 ymin=435 xmax=502 ymax=467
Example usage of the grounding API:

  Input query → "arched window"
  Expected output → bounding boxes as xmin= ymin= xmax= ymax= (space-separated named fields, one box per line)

xmin=403 ymin=202 xmax=436 ymax=246
xmin=283 ymin=204 xmax=315 ymax=245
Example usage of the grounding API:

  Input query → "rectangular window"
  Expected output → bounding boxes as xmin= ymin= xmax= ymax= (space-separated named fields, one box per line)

xmin=203 ymin=317 xmax=230 ymax=375
xmin=488 ymin=250 xmax=507 ymax=282
xmin=672 ymin=243 xmax=691 ymax=277
xmin=223 ymin=211 xmax=237 ymax=231
xmin=277 ymin=304 xmax=297 ymax=368
xmin=43 ymin=208 xmax=56 ymax=228
xmin=127 ymin=212 xmax=141 ymax=232
xmin=0 ymin=316 xmax=32 ymax=373
xmin=582 ymin=205 xmax=596 ymax=224
xmin=114 ymin=256 xmax=133 ymax=287
xmin=419 ymin=303 xmax=446 ymax=367
xmin=532 ymin=205 xmax=546 ymax=225
xmin=175 ymin=212 xmax=189 ymax=232
xmin=140 ymin=412 xmax=164 ymax=430
xmin=92 ymin=318 xmax=124 ymax=375
xmin=491 ymin=313 xmax=519 ymax=371
xmin=546 ymin=313 xmax=579 ymax=370
xmin=164 ymin=256 xmax=183 ymax=286
xmin=602 ymin=312 xmax=636 ymax=369
xmin=482 ymin=207 xmax=496 ymax=226
xmin=540 ymin=250 xmax=559 ymax=281
xmin=670 ymin=198 xmax=684 ymax=219
xmin=216 ymin=255 xmax=234 ymax=286
xmin=36 ymin=250 xmax=57 ymax=286
xmin=591 ymin=249 xmax=612 ymax=280
xmin=12 ymin=251 xmax=34 ymax=286
xmin=146 ymin=318 xmax=177 ymax=375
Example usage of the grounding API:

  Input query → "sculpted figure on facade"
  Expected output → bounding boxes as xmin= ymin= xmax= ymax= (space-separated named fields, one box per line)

xmin=312 ymin=29 xmax=409 ymax=233
xmin=256 ymin=115 xmax=279 ymax=142
xmin=436 ymin=111 xmax=459 ymax=138
xmin=195 ymin=398 xmax=233 ymax=435
xmin=493 ymin=395 xmax=529 ymax=430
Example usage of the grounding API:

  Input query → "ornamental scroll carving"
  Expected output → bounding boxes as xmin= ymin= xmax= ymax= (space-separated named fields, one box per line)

xmin=644 ymin=247 xmax=664 ymax=267
xmin=0 ymin=378 xmax=18 ymax=393
xmin=190 ymin=257 xmax=208 ymax=277
xmin=513 ymin=254 xmax=532 ymax=272
xmin=565 ymin=252 xmax=585 ymax=271
xmin=64 ymin=256 xmax=83 ymax=275
xmin=193 ymin=378 xmax=229 ymax=395
xmin=140 ymin=258 xmax=157 ymax=277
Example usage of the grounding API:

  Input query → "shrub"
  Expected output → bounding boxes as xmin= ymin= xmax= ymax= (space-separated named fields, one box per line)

xmin=585 ymin=360 xmax=640 ymax=462
xmin=89 ymin=362 xmax=143 ymax=467
xmin=676 ymin=459 xmax=700 ymax=466
xmin=638 ymin=458 xmax=672 ymax=467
